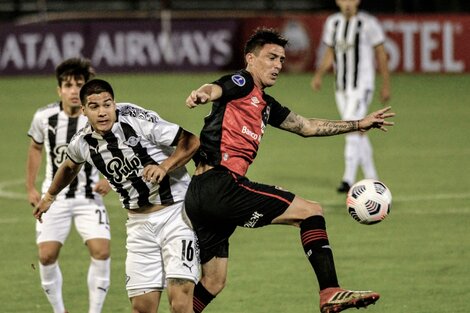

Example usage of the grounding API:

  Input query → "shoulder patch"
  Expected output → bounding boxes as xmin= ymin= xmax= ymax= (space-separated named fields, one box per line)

xmin=231 ymin=74 xmax=246 ymax=87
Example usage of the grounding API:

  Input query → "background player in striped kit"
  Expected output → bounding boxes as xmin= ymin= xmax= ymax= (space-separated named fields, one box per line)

xmin=33 ymin=79 xmax=200 ymax=313
xmin=26 ymin=58 xmax=111 ymax=313
xmin=311 ymin=0 xmax=391 ymax=192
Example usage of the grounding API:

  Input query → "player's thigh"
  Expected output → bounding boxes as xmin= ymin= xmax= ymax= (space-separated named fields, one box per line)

xmin=271 ymin=196 xmax=323 ymax=226
xmin=126 ymin=215 xmax=166 ymax=293
xmin=338 ymin=89 xmax=373 ymax=120
xmin=161 ymin=202 xmax=199 ymax=285
xmin=130 ymin=290 xmax=161 ymax=313
xmin=36 ymin=200 xmax=73 ymax=245
xmin=73 ymin=199 xmax=111 ymax=243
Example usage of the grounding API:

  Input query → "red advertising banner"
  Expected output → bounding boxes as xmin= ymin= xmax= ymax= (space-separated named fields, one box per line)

xmin=241 ymin=14 xmax=470 ymax=73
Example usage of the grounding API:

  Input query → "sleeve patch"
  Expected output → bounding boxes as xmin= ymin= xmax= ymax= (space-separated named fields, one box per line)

xmin=231 ymin=74 xmax=246 ymax=87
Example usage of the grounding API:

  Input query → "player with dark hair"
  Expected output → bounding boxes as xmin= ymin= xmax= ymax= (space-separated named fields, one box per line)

xmin=185 ymin=27 xmax=394 ymax=313
xmin=311 ymin=0 xmax=391 ymax=193
xmin=34 ymin=79 xmax=200 ymax=313
xmin=26 ymin=58 xmax=111 ymax=313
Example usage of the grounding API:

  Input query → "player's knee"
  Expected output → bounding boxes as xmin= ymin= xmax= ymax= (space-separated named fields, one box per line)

xmin=38 ymin=254 xmax=57 ymax=265
xmin=90 ymin=249 xmax=110 ymax=260
xmin=201 ymin=275 xmax=226 ymax=296
xmin=168 ymin=296 xmax=192 ymax=313
xmin=304 ymin=201 xmax=324 ymax=217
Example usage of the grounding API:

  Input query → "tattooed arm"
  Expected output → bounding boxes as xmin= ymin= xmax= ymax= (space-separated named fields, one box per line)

xmin=279 ymin=106 xmax=395 ymax=137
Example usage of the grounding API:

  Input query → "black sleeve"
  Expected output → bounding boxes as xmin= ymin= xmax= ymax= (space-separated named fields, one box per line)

xmin=212 ymin=70 xmax=254 ymax=102
xmin=264 ymin=94 xmax=291 ymax=128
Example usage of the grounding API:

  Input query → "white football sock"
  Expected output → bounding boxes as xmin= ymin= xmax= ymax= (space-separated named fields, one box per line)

xmin=360 ymin=135 xmax=378 ymax=179
xmin=342 ymin=133 xmax=361 ymax=185
xmin=87 ymin=257 xmax=111 ymax=313
xmin=39 ymin=262 xmax=66 ymax=313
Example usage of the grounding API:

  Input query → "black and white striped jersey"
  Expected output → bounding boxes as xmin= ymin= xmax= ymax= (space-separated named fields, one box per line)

xmin=66 ymin=103 xmax=191 ymax=210
xmin=28 ymin=102 xmax=101 ymax=201
xmin=322 ymin=11 xmax=385 ymax=92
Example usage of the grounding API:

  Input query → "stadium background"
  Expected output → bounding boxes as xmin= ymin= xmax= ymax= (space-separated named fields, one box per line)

xmin=0 ymin=1 xmax=469 ymax=312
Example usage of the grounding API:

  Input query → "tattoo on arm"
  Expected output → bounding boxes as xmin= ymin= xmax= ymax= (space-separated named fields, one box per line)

xmin=315 ymin=120 xmax=356 ymax=136
xmin=280 ymin=112 xmax=307 ymax=135
xmin=280 ymin=112 xmax=356 ymax=137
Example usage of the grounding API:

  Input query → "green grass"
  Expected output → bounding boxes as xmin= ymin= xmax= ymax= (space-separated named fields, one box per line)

xmin=0 ymin=72 xmax=469 ymax=312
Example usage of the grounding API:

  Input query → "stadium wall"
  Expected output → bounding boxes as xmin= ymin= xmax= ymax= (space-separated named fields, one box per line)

xmin=0 ymin=14 xmax=469 ymax=75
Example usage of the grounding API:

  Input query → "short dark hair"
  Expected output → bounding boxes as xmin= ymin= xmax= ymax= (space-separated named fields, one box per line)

xmin=244 ymin=27 xmax=288 ymax=56
xmin=79 ymin=79 xmax=114 ymax=105
xmin=55 ymin=57 xmax=95 ymax=86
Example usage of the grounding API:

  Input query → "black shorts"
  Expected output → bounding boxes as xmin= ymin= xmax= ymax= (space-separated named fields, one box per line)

xmin=184 ymin=166 xmax=295 ymax=264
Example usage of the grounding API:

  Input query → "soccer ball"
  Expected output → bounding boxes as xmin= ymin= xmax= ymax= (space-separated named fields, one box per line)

xmin=346 ymin=179 xmax=392 ymax=225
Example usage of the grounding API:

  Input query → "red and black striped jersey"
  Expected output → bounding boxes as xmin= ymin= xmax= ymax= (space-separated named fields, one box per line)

xmin=197 ymin=70 xmax=291 ymax=176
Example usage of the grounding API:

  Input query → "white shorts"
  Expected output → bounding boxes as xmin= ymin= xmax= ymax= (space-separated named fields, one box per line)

xmin=125 ymin=201 xmax=199 ymax=297
xmin=36 ymin=198 xmax=111 ymax=244
xmin=335 ymin=88 xmax=374 ymax=120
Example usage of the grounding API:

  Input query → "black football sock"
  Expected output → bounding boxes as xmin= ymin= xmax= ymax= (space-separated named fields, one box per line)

xmin=193 ymin=281 xmax=216 ymax=313
xmin=300 ymin=215 xmax=339 ymax=290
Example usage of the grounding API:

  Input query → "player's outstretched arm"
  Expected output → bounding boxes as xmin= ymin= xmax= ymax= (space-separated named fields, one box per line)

xmin=33 ymin=158 xmax=83 ymax=222
xmin=185 ymin=84 xmax=223 ymax=108
xmin=279 ymin=106 xmax=395 ymax=137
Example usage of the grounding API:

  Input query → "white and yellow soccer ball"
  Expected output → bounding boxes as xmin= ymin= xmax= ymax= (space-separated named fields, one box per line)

xmin=346 ymin=179 xmax=392 ymax=225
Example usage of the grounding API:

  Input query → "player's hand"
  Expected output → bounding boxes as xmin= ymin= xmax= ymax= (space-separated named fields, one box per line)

xmin=185 ymin=90 xmax=210 ymax=108
xmin=142 ymin=164 xmax=168 ymax=184
xmin=358 ymin=106 xmax=395 ymax=132
xmin=33 ymin=192 xmax=56 ymax=223
xmin=94 ymin=178 xmax=111 ymax=196
xmin=28 ymin=188 xmax=41 ymax=208
xmin=311 ymin=74 xmax=322 ymax=91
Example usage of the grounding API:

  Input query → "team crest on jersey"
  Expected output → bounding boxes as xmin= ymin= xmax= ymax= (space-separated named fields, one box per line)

xmin=106 ymin=156 xmax=141 ymax=184
xmin=231 ymin=74 xmax=246 ymax=87
xmin=124 ymin=136 xmax=141 ymax=147
xmin=53 ymin=144 xmax=68 ymax=167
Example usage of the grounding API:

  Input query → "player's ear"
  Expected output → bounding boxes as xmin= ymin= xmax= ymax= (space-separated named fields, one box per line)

xmin=56 ymin=85 xmax=61 ymax=98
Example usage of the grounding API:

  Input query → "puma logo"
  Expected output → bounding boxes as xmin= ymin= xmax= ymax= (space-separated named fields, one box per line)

xmin=183 ymin=263 xmax=193 ymax=272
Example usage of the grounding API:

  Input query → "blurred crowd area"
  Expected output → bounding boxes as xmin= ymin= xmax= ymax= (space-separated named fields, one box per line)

xmin=2 ymin=0 xmax=470 ymax=23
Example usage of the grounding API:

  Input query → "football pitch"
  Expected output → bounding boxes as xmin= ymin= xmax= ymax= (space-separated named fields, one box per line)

xmin=0 ymin=72 xmax=469 ymax=313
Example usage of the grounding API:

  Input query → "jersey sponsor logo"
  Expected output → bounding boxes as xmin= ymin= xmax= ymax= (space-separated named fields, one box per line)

xmin=241 ymin=125 xmax=259 ymax=141
xmin=53 ymin=144 xmax=68 ymax=167
xmin=250 ymin=96 xmax=260 ymax=107
xmin=106 ymin=156 xmax=141 ymax=184
xmin=124 ymin=136 xmax=141 ymax=147
xmin=231 ymin=74 xmax=246 ymax=87
xmin=244 ymin=211 xmax=264 ymax=228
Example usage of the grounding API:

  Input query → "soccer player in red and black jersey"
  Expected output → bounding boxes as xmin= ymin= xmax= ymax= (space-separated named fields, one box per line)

xmin=185 ymin=27 xmax=395 ymax=313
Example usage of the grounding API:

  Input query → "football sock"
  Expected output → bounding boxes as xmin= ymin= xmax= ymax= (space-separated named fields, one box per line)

xmin=360 ymin=135 xmax=378 ymax=180
xmin=193 ymin=281 xmax=215 ymax=313
xmin=39 ymin=261 xmax=66 ymax=313
xmin=87 ymin=257 xmax=111 ymax=313
xmin=343 ymin=133 xmax=361 ymax=185
xmin=300 ymin=216 xmax=339 ymax=290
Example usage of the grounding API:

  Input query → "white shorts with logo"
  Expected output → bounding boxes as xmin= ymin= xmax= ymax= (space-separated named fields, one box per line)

xmin=36 ymin=198 xmax=111 ymax=244
xmin=125 ymin=201 xmax=199 ymax=297
xmin=335 ymin=88 xmax=374 ymax=120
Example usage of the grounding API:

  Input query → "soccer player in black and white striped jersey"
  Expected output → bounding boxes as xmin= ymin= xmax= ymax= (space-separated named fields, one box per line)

xmin=34 ymin=79 xmax=200 ymax=313
xmin=26 ymin=58 xmax=111 ymax=313
xmin=312 ymin=0 xmax=391 ymax=193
